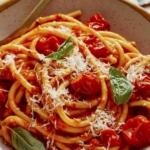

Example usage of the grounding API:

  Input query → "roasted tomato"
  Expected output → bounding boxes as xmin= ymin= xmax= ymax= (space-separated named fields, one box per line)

xmin=100 ymin=129 xmax=122 ymax=147
xmin=131 ymin=74 xmax=150 ymax=100
xmin=122 ymin=115 xmax=150 ymax=147
xmin=84 ymin=35 xmax=109 ymax=58
xmin=0 ymin=68 xmax=13 ymax=80
xmin=88 ymin=138 xmax=100 ymax=147
xmin=0 ymin=82 xmax=8 ymax=103
xmin=36 ymin=36 xmax=60 ymax=56
xmin=85 ymin=12 xmax=110 ymax=31
xmin=0 ymin=90 xmax=6 ymax=103
xmin=71 ymin=71 xmax=101 ymax=96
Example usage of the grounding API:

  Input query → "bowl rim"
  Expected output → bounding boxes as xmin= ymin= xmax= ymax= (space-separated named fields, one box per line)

xmin=120 ymin=0 xmax=150 ymax=22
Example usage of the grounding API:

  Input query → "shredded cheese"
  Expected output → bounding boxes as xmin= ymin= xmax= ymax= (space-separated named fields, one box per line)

xmin=125 ymin=63 xmax=146 ymax=83
xmin=95 ymin=59 xmax=110 ymax=75
xmin=89 ymin=109 xmax=116 ymax=136
xmin=1 ymin=53 xmax=16 ymax=66
xmin=57 ymin=25 xmax=73 ymax=36
xmin=63 ymin=46 xmax=92 ymax=75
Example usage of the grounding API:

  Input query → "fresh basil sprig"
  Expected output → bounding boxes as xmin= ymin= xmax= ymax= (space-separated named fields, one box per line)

xmin=45 ymin=36 xmax=74 ymax=60
xmin=7 ymin=126 xmax=46 ymax=150
xmin=109 ymin=67 xmax=133 ymax=105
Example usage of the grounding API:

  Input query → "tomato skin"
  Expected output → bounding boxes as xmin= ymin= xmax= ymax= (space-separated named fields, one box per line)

xmin=84 ymin=35 xmax=109 ymax=58
xmin=89 ymin=138 xmax=100 ymax=146
xmin=71 ymin=72 xmax=101 ymax=96
xmin=85 ymin=13 xmax=110 ymax=58
xmin=0 ymin=91 xmax=6 ymax=103
xmin=0 ymin=83 xmax=7 ymax=103
xmin=85 ymin=12 xmax=110 ymax=31
xmin=100 ymin=129 xmax=122 ymax=147
xmin=131 ymin=74 xmax=150 ymax=100
xmin=122 ymin=115 xmax=150 ymax=146
xmin=36 ymin=36 xmax=60 ymax=56
xmin=135 ymin=74 xmax=150 ymax=98
xmin=0 ymin=68 xmax=13 ymax=80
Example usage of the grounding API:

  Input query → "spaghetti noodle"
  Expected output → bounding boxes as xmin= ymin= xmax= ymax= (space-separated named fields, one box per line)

xmin=0 ymin=10 xmax=150 ymax=150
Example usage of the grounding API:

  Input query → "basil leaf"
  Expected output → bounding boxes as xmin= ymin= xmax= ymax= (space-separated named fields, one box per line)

xmin=8 ymin=126 xmax=46 ymax=150
xmin=109 ymin=67 xmax=133 ymax=105
xmin=46 ymin=36 xmax=74 ymax=60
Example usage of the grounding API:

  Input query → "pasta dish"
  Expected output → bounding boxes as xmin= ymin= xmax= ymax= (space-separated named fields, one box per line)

xmin=0 ymin=10 xmax=150 ymax=150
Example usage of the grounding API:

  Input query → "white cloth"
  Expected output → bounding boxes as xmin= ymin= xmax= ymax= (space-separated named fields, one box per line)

xmin=129 ymin=0 xmax=150 ymax=5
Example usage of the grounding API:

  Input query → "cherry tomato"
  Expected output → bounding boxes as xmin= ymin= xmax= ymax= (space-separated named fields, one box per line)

xmin=100 ymin=129 xmax=122 ymax=147
xmin=0 ymin=68 xmax=13 ymax=80
xmin=84 ymin=35 xmax=109 ymax=58
xmin=131 ymin=74 xmax=150 ymax=100
xmin=0 ymin=103 xmax=5 ymax=118
xmin=88 ymin=138 xmax=100 ymax=146
xmin=85 ymin=12 xmax=110 ymax=31
xmin=36 ymin=36 xmax=60 ymax=56
xmin=71 ymin=71 xmax=101 ymax=96
xmin=0 ymin=83 xmax=7 ymax=103
xmin=122 ymin=115 xmax=150 ymax=146
xmin=0 ymin=91 xmax=6 ymax=103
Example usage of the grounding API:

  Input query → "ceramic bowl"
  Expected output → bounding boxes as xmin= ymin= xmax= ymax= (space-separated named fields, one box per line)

xmin=0 ymin=0 xmax=150 ymax=149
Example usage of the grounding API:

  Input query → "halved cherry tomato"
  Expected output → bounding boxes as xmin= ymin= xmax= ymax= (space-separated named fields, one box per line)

xmin=36 ymin=36 xmax=60 ymax=56
xmin=84 ymin=35 xmax=109 ymax=58
xmin=71 ymin=71 xmax=101 ymax=96
xmin=131 ymin=74 xmax=150 ymax=100
xmin=100 ymin=129 xmax=122 ymax=147
xmin=122 ymin=115 xmax=150 ymax=146
xmin=85 ymin=12 xmax=110 ymax=31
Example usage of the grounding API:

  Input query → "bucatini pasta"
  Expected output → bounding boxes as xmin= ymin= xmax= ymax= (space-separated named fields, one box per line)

xmin=0 ymin=10 xmax=150 ymax=150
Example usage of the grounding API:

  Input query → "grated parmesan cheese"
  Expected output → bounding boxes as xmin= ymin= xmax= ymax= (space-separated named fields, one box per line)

xmin=63 ymin=46 xmax=92 ymax=75
xmin=125 ymin=63 xmax=146 ymax=83
xmin=88 ymin=109 xmax=116 ymax=136
xmin=57 ymin=25 xmax=73 ymax=36
xmin=46 ymin=25 xmax=74 ymax=37
xmin=0 ymin=88 xmax=9 ymax=92
xmin=96 ymin=60 xmax=110 ymax=75
xmin=1 ymin=53 xmax=16 ymax=66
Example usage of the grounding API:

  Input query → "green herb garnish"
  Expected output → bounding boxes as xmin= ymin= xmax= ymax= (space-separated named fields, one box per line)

xmin=46 ymin=37 xmax=74 ymax=60
xmin=7 ymin=126 xmax=46 ymax=150
xmin=109 ymin=67 xmax=133 ymax=105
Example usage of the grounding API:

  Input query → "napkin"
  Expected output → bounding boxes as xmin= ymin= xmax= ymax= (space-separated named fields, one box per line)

xmin=129 ymin=0 xmax=150 ymax=5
